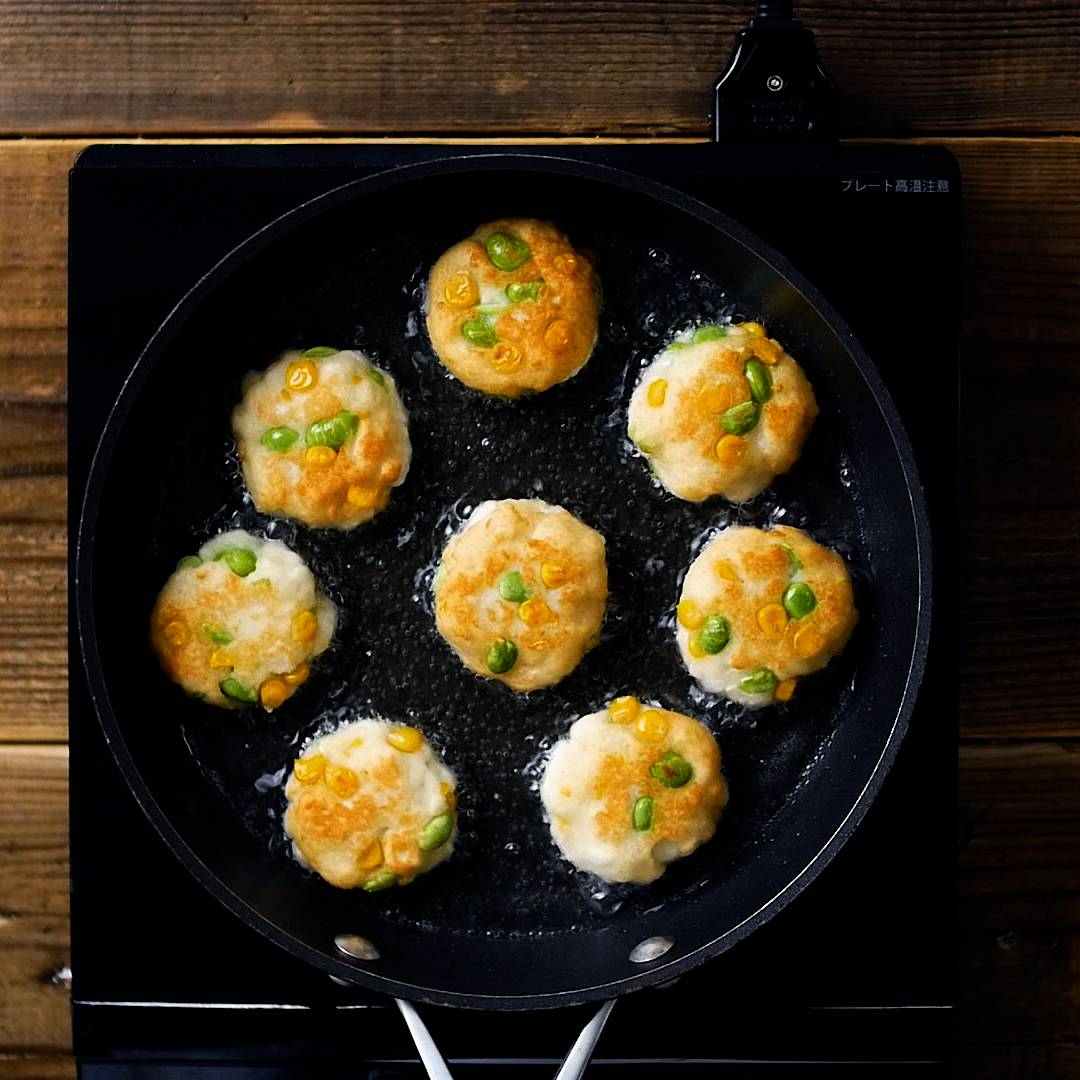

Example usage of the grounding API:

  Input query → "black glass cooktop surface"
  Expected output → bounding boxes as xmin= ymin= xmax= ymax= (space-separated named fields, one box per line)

xmin=69 ymin=141 xmax=957 ymax=1076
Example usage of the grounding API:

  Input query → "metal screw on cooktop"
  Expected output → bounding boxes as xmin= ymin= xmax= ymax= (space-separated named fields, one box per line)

xmin=628 ymin=935 xmax=675 ymax=964
xmin=766 ymin=74 xmax=784 ymax=92
xmin=334 ymin=933 xmax=381 ymax=961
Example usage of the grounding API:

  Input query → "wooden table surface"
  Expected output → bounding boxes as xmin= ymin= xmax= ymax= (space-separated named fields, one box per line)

xmin=1 ymin=3 xmax=1077 ymax=1076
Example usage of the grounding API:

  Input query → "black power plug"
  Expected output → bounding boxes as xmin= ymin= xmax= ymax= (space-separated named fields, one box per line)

xmin=712 ymin=1 xmax=837 ymax=142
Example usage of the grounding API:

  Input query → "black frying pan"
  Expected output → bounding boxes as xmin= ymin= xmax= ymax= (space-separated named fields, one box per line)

xmin=76 ymin=155 xmax=930 ymax=1011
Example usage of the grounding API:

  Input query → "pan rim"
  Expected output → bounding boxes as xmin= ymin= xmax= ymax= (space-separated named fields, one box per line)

xmin=75 ymin=151 xmax=932 ymax=1010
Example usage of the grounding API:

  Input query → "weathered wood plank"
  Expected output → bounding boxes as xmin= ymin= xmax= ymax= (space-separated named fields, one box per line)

xmin=0 ymin=3 xmax=1078 ymax=137
xmin=0 ymin=747 xmax=70 ymax=1056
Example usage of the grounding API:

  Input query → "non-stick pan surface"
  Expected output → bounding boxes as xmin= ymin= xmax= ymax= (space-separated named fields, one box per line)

xmin=77 ymin=155 xmax=930 ymax=1009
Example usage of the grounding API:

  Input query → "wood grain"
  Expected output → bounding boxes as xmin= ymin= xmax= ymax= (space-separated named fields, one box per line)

xmin=0 ymin=3 xmax=1078 ymax=137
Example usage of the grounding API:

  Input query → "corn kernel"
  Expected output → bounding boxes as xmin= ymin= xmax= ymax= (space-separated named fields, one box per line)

xmin=292 ymin=610 xmax=318 ymax=643
xmin=775 ymin=678 xmax=797 ymax=703
xmin=715 ymin=434 xmax=746 ymax=467
xmin=677 ymin=599 xmax=705 ymax=630
xmin=544 ymin=319 xmax=571 ymax=352
xmin=325 ymin=764 xmax=359 ymax=799
xmin=793 ymin=625 xmax=827 ymax=659
xmin=444 ymin=271 xmax=479 ymax=308
xmin=346 ymin=484 xmax=388 ymax=511
xmin=752 ymin=337 xmax=782 ymax=365
xmin=286 ymin=359 xmax=318 ymax=392
xmin=357 ymin=839 xmax=384 ymax=870
xmin=687 ymin=634 xmax=706 ymax=659
xmin=349 ymin=738 xmax=364 ymax=750
xmin=714 ymin=560 xmax=739 ymax=582
xmin=607 ymin=695 xmax=640 ymax=725
xmin=560 ymin=787 xmax=572 ymax=798
xmin=259 ymin=678 xmax=289 ymax=710
xmin=553 ymin=252 xmax=579 ymax=274
xmin=518 ymin=596 xmax=555 ymax=627
xmin=756 ymin=603 xmax=789 ymax=638
xmin=541 ymin=561 xmax=567 ymax=588
xmin=283 ymin=661 xmax=310 ymax=687
xmin=490 ymin=341 xmax=522 ymax=372
xmin=441 ymin=782 xmax=458 ymax=812
xmin=647 ymin=379 xmax=668 ymax=407
xmin=740 ymin=321 xmax=766 ymax=338
xmin=293 ymin=754 xmax=326 ymax=784
xmin=304 ymin=445 xmax=337 ymax=468
xmin=635 ymin=709 xmax=670 ymax=744
xmin=386 ymin=726 xmax=423 ymax=753
xmin=163 ymin=620 xmax=189 ymax=649
xmin=208 ymin=648 xmax=234 ymax=670
xmin=729 ymin=652 xmax=752 ymax=670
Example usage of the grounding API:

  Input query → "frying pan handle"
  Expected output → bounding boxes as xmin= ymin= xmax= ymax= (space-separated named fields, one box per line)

xmin=393 ymin=996 xmax=616 ymax=1079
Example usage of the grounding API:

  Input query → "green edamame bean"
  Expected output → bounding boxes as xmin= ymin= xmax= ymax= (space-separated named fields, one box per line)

xmin=744 ymin=357 xmax=773 ymax=404
xmin=202 ymin=625 xmax=233 ymax=646
xmin=498 ymin=571 xmax=530 ymax=603
xmin=650 ymin=751 xmax=694 ymax=789
xmin=418 ymin=811 xmax=455 ymax=852
xmin=485 ymin=231 xmax=531 ymax=271
xmin=487 ymin=638 xmax=518 ymax=674
xmin=362 ymin=871 xmax=399 ymax=892
xmin=219 ymin=677 xmax=257 ymax=704
xmin=782 ymin=581 xmax=817 ymax=619
xmin=506 ymin=281 xmax=543 ymax=303
xmin=305 ymin=410 xmax=359 ymax=449
xmin=461 ymin=319 xmax=498 ymax=348
xmin=632 ymin=795 xmax=654 ymax=831
xmin=720 ymin=400 xmax=760 ymax=436
xmin=260 ymin=426 xmax=299 ymax=453
xmin=214 ymin=548 xmax=257 ymax=577
xmin=367 ymin=365 xmax=386 ymax=388
xmin=301 ymin=346 xmax=337 ymax=358
xmin=740 ymin=669 xmax=779 ymax=695
xmin=692 ymin=324 xmax=728 ymax=343
xmin=781 ymin=543 xmax=803 ymax=573
xmin=176 ymin=555 xmax=203 ymax=571
xmin=699 ymin=614 xmax=731 ymax=655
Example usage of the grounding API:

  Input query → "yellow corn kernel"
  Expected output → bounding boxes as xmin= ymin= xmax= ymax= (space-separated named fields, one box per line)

xmin=715 ymin=434 xmax=746 ymax=467
xmin=687 ymin=634 xmax=707 ymax=659
xmin=283 ymin=661 xmax=310 ymax=687
xmin=386 ymin=726 xmax=423 ymax=753
xmin=444 ymin=271 xmax=479 ymax=308
xmin=635 ymin=709 xmax=670 ymax=744
xmin=714 ymin=560 xmax=739 ymax=582
xmin=541 ymin=561 xmax=567 ymax=588
xmin=647 ymin=379 xmax=668 ymax=407
xmin=441 ymin=782 xmax=458 ymax=812
xmin=518 ymin=596 xmax=555 ymax=627
xmin=208 ymin=648 xmax=234 ymax=671
xmin=793 ymin=625 xmax=827 ymax=659
xmin=304 ymin=445 xmax=337 ymax=468
xmin=325 ymin=764 xmax=359 ymax=799
xmin=553 ymin=252 xmax=579 ymax=274
xmin=348 ymin=738 xmax=364 ymax=750
xmin=756 ymin=603 xmax=789 ymax=639
xmin=163 ymin=620 xmax=189 ymax=649
xmin=775 ymin=678 xmax=797 ymax=703
xmin=560 ymin=787 xmax=572 ymax=798
xmin=490 ymin=341 xmax=523 ymax=372
xmin=752 ymin=337 xmax=782 ymax=365
xmin=286 ymin=359 xmax=318 ymax=392
xmin=544 ymin=319 xmax=571 ymax=352
xmin=740 ymin=321 xmax=766 ymax=338
xmin=293 ymin=754 xmax=326 ymax=784
xmin=357 ymin=839 xmax=384 ymax=870
xmin=729 ymin=652 xmax=753 ymax=670
xmin=346 ymin=484 xmax=388 ymax=511
xmin=677 ymin=599 xmax=705 ymax=630
xmin=607 ymin=695 xmax=640 ymax=725
xmin=292 ymin=610 xmax=318 ymax=643
xmin=259 ymin=678 xmax=289 ymax=710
